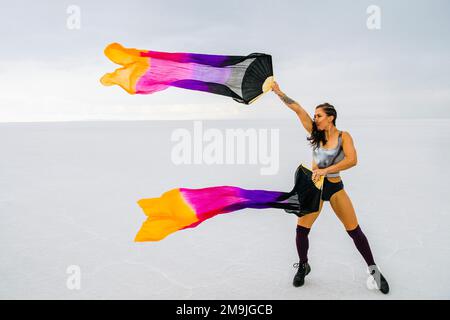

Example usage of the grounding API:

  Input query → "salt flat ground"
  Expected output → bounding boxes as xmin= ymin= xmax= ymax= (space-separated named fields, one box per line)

xmin=1 ymin=118 xmax=449 ymax=299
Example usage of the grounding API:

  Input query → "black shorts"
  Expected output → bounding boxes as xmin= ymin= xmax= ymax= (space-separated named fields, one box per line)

xmin=321 ymin=177 xmax=344 ymax=201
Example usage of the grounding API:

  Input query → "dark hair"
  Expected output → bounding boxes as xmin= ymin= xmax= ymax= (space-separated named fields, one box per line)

xmin=307 ymin=103 xmax=337 ymax=150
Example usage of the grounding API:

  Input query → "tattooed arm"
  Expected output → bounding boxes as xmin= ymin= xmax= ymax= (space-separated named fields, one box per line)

xmin=271 ymin=81 xmax=313 ymax=134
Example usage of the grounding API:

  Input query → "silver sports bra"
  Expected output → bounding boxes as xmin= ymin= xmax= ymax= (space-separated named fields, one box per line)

xmin=312 ymin=131 xmax=344 ymax=178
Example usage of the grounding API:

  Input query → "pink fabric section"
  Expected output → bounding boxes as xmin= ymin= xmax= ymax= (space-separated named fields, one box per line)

xmin=140 ymin=51 xmax=191 ymax=62
xmin=135 ymin=58 xmax=232 ymax=94
xmin=135 ymin=58 xmax=193 ymax=93
xmin=180 ymin=186 xmax=246 ymax=221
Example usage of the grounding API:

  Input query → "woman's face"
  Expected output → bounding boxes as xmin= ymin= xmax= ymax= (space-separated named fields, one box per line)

xmin=314 ymin=108 xmax=333 ymax=131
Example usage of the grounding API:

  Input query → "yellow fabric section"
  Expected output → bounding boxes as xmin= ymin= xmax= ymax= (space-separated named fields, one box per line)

xmin=100 ymin=43 xmax=150 ymax=94
xmin=135 ymin=189 xmax=199 ymax=242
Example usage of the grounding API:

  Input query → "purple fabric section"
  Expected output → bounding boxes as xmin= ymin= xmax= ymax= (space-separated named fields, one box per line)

xmin=180 ymin=186 xmax=286 ymax=224
xmin=347 ymin=225 xmax=376 ymax=266
xmin=170 ymin=79 xmax=212 ymax=92
xmin=140 ymin=51 xmax=230 ymax=67
xmin=239 ymin=189 xmax=286 ymax=204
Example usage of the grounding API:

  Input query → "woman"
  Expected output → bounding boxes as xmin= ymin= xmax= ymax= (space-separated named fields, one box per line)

xmin=271 ymin=81 xmax=389 ymax=294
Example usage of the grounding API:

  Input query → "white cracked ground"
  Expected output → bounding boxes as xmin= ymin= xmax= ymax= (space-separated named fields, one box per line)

xmin=0 ymin=118 xmax=449 ymax=299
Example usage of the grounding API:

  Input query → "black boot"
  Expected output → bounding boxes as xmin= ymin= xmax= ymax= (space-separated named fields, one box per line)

xmin=292 ymin=262 xmax=311 ymax=287
xmin=368 ymin=265 xmax=389 ymax=294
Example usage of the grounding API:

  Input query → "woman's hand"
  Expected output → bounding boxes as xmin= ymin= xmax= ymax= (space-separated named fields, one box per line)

xmin=271 ymin=81 xmax=282 ymax=95
xmin=312 ymin=168 xmax=328 ymax=182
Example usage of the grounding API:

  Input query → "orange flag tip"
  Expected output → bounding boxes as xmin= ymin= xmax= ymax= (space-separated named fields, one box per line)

xmin=99 ymin=73 xmax=113 ymax=86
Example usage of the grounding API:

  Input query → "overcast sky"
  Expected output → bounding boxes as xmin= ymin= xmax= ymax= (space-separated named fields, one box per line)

xmin=0 ymin=0 xmax=449 ymax=121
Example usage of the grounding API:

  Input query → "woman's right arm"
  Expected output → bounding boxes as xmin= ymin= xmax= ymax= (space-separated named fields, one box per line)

xmin=271 ymin=81 xmax=313 ymax=134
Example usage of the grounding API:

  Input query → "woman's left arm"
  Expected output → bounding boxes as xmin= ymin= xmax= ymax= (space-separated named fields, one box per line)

xmin=325 ymin=131 xmax=358 ymax=174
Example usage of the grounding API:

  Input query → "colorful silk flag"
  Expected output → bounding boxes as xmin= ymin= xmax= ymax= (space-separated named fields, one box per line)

xmin=100 ymin=43 xmax=274 ymax=104
xmin=135 ymin=165 xmax=324 ymax=241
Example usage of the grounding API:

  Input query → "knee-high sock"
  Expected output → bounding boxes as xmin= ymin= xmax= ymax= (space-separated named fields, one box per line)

xmin=296 ymin=225 xmax=311 ymax=264
xmin=347 ymin=225 xmax=376 ymax=266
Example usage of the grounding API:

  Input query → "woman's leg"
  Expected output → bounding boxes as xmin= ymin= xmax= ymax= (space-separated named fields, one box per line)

xmin=297 ymin=200 xmax=324 ymax=228
xmin=328 ymin=189 xmax=358 ymax=230
xmin=329 ymin=190 xmax=375 ymax=266
xmin=296 ymin=200 xmax=324 ymax=263
xmin=293 ymin=200 xmax=324 ymax=287
xmin=329 ymin=189 xmax=390 ymax=293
